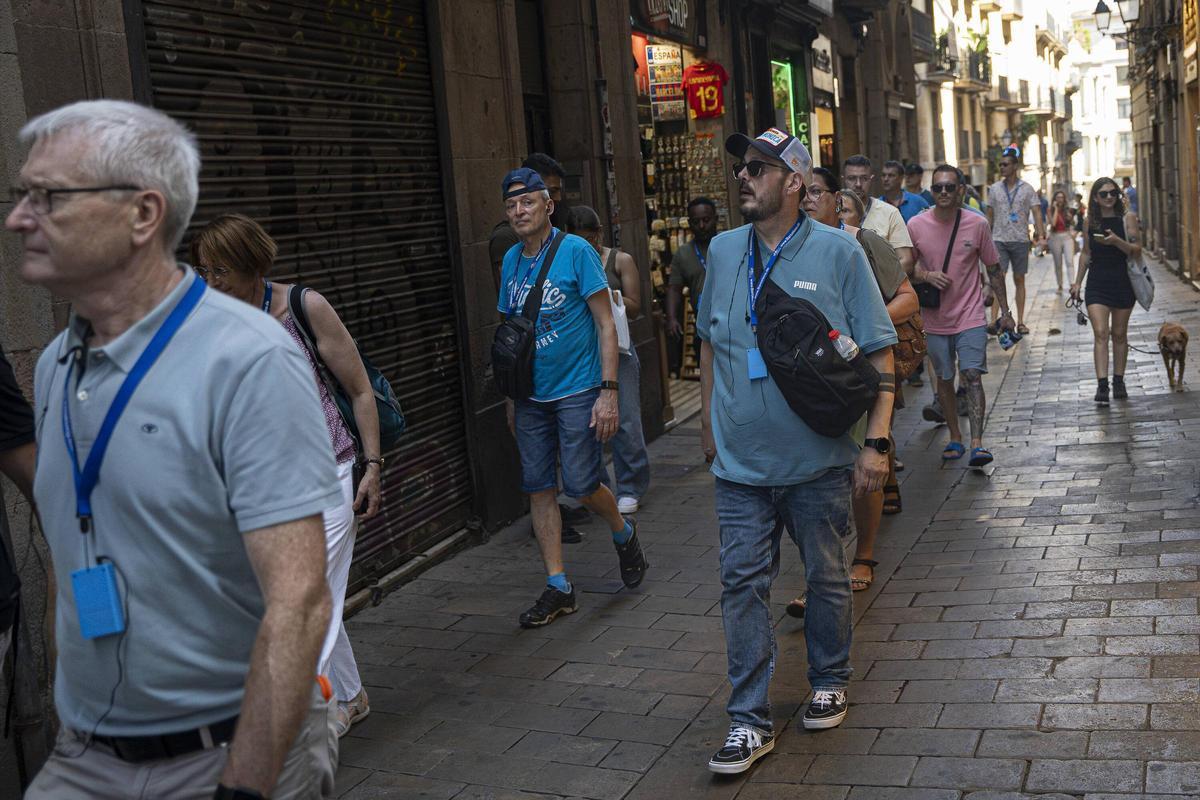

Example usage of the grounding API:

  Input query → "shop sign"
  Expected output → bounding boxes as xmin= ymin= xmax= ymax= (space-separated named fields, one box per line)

xmin=812 ymin=35 xmax=835 ymax=94
xmin=631 ymin=0 xmax=707 ymax=49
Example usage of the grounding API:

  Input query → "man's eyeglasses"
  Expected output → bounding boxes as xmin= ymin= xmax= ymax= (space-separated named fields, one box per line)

xmin=1096 ymin=189 xmax=1120 ymax=199
xmin=806 ymin=186 xmax=831 ymax=201
xmin=9 ymin=185 xmax=140 ymax=215
xmin=195 ymin=264 xmax=232 ymax=280
xmin=732 ymin=161 xmax=788 ymax=179
xmin=930 ymin=183 xmax=959 ymax=195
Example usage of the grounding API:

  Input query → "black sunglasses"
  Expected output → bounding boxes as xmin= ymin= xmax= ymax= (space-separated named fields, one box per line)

xmin=1096 ymin=189 xmax=1120 ymax=199
xmin=930 ymin=183 xmax=959 ymax=194
xmin=732 ymin=161 xmax=788 ymax=179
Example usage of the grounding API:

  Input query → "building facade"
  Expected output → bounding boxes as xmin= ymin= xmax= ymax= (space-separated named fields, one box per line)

xmin=1127 ymin=0 xmax=1198 ymax=282
xmin=1066 ymin=7 xmax=1134 ymax=197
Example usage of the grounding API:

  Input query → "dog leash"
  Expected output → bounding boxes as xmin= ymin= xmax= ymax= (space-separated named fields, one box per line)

xmin=1065 ymin=296 xmax=1164 ymax=355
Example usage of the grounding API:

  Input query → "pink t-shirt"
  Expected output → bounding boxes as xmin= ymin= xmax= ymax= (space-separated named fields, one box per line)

xmin=908 ymin=210 xmax=1000 ymax=335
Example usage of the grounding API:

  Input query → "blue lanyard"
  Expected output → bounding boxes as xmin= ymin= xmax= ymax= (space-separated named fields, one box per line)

xmin=261 ymin=281 xmax=272 ymax=313
xmin=507 ymin=230 xmax=557 ymax=314
xmin=693 ymin=242 xmax=707 ymax=270
xmin=62 ymin=274 xmax=207 ymax=531
xmin=1002 ymin=180 xmax=1021 ymax=213
xmin=747 ymin=219 xmax=803 ymax=331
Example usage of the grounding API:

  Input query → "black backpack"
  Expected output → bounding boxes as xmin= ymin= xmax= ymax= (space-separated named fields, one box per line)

xmin=754 ymin=277 xmax=881 ymax=438
xmin=491 ymin=233 xmax=565 ymax=400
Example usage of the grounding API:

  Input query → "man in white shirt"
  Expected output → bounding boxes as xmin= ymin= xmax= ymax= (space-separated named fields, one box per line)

xmin=842 ymin=154 xmax=915 ymax=277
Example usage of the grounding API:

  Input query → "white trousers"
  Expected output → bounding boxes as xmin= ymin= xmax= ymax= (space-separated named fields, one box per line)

xmin=319 ymin=459 xmax=362 ymax=702
xmin=1049 ymin=231 xmax=1075 ymax=287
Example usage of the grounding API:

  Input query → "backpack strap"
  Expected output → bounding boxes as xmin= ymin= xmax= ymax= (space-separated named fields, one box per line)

xmin=286 ymin=286 xmax=361 ymax=451
xmin=519 ymin=231 xmax=566 ymax=320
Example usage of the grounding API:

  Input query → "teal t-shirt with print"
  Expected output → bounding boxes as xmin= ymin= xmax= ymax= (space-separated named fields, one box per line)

xmin=696 ymin=215 xmax=898 ymax=486
xmin=497 ymin=229 xmax=609 ymax=402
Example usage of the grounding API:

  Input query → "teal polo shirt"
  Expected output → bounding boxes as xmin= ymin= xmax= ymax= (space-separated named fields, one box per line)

xmin=34 ymin=266 xmax=341 ymax=736
xmin=696 ymin=215 xmax=897 ymax=486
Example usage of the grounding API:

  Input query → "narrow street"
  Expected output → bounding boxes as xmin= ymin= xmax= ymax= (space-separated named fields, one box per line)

xmin=336 ymin=253 xmax=1200 ymax=799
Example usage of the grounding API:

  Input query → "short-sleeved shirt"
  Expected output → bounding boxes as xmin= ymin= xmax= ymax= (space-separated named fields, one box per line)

xmin=862 ymin=198 xmax=913 ymax=250
xmin=917 ymin=189 xmax=936 ymax=206
xmin=878 ymin=191 xmax=930 ymax=223
xmin=696 ymin=216 xmax=898 ymax=487
xmin=908 ymin=210 xmax=1001 ymax=335
xmin=987 ymin=179 xmax=1038 ymax=242
xmin=0 ymin=350 xmax=34 ymax=452
xmin=497 ymin=229 xmax=609 ymax=402
xmin=34 ymin=267 xmax=341 ymax=736
xmin=1124 ymin=186 xmax=1139 ymax=213
xmin=668 ymin=239 xmax=708 ymax=309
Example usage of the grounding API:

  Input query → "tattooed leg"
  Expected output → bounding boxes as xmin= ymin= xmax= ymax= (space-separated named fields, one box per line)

xmin=961 ymin=368 xmax=985 ymax=448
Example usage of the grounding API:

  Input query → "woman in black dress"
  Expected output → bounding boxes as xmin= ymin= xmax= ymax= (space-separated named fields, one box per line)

xmin=1070 ymin=177 xmax=1142 ymax=405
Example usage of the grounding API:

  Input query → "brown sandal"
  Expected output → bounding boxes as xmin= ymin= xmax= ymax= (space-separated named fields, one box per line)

xmin=850 ymin=559 xmax=879 ymax=592
xmin=882 ymin=483 xmax=902 ymax=515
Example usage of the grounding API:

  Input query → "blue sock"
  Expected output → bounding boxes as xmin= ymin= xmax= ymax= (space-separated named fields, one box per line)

xmin=547 ymin=572 xmax=571 ymax=593
xmin=612 ymin=520 xmax=633 ymax=546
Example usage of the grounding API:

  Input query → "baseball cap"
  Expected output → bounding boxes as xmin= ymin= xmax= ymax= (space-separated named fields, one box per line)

xmin=501 ymin=167 xmax=548 ymax=199
xmin=725 ymin=128 xmax=813 ymax=182
xmin=1000 ymin=146 xmax=1022 ymax=161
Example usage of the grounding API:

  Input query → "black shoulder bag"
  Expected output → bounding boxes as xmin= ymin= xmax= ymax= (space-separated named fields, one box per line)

xmin=915 ymin=209 xmax=962 ymax=309
xmin=491 ymin=232 xmax=566 ymax=400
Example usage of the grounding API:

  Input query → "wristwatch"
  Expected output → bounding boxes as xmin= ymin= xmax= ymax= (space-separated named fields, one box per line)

xmin=863 ymin=437 xmax=891 ymax=454
xmin=600 ymin=380 xmax=619 ymax=391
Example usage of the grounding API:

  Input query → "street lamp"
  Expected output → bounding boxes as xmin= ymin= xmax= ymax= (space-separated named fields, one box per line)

xmin=1093 ymin=0 xmax=1112 ymax=32
xmin=1001 ymin=129 xmax=1013 ymax=146
xmin=1115 ymin=0 xmax=1140 ymax=23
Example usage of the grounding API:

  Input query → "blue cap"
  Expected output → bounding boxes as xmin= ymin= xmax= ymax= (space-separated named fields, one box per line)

xmin=502 ymin=167 xmax=548 ymax=199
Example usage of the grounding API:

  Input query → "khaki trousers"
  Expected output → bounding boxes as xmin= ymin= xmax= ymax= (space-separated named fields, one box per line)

xmin=26 ymin=689 xmax=336 ymax=800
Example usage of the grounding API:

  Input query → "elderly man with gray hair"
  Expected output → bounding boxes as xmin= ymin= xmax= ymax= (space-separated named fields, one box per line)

xmin=6 ymin=100 xmax=340 ymax=798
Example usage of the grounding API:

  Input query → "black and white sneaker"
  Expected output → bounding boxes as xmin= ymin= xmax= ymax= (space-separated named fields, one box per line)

xmin=803 ymin=688 xmax=848 ymax=730
xmin=613 ymin=519 xmax=648 ymax=588
xmin=707 ymin=725 xmax=774 ymax=774
xmin=518 ymin=585 xmax=577 ymax=628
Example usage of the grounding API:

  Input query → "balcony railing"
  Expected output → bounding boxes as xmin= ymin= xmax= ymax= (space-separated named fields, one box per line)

xmin=926 ymin=32 xmax=959 ymax=81
xmin=1018 ymin=79 xmax=1031 ymax=106
xmin=911 ymin=9 xmax=935 ymax=64
xmin=956 ymin=50 xmax=991 ymax=91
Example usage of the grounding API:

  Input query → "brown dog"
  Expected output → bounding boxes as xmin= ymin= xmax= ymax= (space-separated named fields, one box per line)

xmin=1159 ymin=322 xmax=1189 ymax=391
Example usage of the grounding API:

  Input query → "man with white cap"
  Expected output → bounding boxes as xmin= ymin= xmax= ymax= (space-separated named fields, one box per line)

xmin=698 ymin=129 xmax=897 ymax=774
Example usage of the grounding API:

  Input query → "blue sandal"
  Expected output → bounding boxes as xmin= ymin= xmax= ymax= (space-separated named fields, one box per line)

xmin=969 ymin=447 xmax=994 ymax=467
xmin=942 ymin=442 xmax=966 ymax=460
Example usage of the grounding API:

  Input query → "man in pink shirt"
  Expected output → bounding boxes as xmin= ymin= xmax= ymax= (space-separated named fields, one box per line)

xmin=909 ymin=165 xmax=1015 ymax=467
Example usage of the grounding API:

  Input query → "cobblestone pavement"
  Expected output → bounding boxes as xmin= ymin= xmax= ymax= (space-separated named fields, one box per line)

xmin=337 ymin=254 xmax=1200 ymax=799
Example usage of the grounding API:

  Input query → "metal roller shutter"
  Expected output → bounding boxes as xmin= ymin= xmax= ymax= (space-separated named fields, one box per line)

xmin=136 ymin=0 xmax=474 ymax=593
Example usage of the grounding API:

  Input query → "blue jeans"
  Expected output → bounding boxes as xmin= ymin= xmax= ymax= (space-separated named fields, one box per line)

xmin=715 ymin=470 xmax=855 ymax=733
xmin=600 ymin=349 xmax=651 ymax=499
xmin=514 ymin=388 xmax=603 ymax=498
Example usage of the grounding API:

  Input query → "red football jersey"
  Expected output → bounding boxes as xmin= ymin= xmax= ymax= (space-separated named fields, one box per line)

xmin=682 ymin=62 xmax=728 ymax=120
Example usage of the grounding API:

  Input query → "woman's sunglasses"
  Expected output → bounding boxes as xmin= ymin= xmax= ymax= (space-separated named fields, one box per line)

xmin=1096 ymin=189 xmax=1120 ymax=199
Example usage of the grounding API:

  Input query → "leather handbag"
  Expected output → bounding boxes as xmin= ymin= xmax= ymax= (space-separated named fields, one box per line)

xmin=891 ymin=312 xmax=927 ymax=381
xmin=491 ymin=232 xmax=565 ymax=399
xmin=915 ymin=209 xmax=962 ymax=309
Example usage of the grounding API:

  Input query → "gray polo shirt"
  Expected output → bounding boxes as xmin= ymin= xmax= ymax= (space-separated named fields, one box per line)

xmin=34 ymin=267 xmax=341 ymax=736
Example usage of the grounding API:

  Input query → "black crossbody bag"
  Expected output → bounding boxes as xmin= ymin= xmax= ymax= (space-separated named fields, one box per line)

xmin=915 ymin=209 xmax=962 ymax=309
xmin=492 ymin=233 xmax=565 ymax=399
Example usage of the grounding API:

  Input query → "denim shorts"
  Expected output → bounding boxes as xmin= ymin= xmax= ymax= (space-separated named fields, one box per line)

xmin=514 ymin=387 xmax=602 ymax=497
xmin=927 ymin=325 xmax=988 ymax=381
xmin=995 ymin=240 xmax=1030 ymax=276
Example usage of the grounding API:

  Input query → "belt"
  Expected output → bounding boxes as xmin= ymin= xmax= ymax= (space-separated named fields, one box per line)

xmin=90 ymin=715 xmax=239 ymax=763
